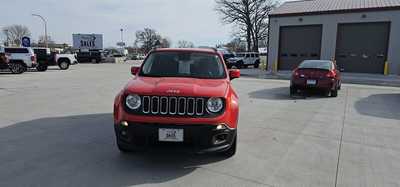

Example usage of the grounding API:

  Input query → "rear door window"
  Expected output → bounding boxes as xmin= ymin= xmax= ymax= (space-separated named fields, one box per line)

xmin=5 ymin=48 xmax=29 ymax=53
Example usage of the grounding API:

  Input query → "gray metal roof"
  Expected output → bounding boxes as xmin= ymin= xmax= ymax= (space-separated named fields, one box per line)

xmin=270 ymin=0 xmax=400 ymax=16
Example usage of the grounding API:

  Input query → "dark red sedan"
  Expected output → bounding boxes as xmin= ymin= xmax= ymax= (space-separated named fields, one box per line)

xmin=290 ymin=60 xmax=341 ymax=97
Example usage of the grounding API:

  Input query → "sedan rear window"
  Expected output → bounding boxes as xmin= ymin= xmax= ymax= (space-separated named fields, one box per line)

xmin=140 ymin=52 xmax=226 ymax=79
xmin=298 ymin=60 xmax=332 ymax=70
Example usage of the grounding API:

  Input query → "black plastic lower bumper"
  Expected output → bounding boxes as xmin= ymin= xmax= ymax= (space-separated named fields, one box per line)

xmin=114 ymin=122 xmax=236 ymax=154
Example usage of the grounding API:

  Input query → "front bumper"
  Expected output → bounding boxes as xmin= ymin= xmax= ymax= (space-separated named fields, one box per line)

xmin=115 ymin=122 xmax=236 ymax=154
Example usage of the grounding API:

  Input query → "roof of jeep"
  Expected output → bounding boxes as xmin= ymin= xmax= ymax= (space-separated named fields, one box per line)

xmin=152 ymin=48 xmax=219 ymax=54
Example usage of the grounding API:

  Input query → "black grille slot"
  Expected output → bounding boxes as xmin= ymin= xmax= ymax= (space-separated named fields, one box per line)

xmin=178 ymin=98 xmax=186 ymax=115
xmin=169 ymin=97 xmax=177 ymax=114
xmin=196 ymin=98 xmax=204 ymax=115
xmin=160 ymin=97 xmax=168 ymax=114
xmin=151 ymin=97 xmax=159 ymax=114
xmin=187 ymin=98 xmax=195 ymax=115
xmin=143 ymin=96 xmax=150 ymax=113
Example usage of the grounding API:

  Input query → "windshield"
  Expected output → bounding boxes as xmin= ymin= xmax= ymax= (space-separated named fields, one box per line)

xmin=236 ymin=53 xmax=245 ymax=57
xmin=140 ymin=52 xmax=226 ymax=79
xmin=298 ymin=60 xmax=332 ymax=70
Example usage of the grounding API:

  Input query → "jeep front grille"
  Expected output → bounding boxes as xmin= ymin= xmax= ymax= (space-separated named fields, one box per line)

xmin=142 ymin=96 xmax=205 ymax=116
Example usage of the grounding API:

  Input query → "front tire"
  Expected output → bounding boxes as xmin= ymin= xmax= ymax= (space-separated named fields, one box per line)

xmin=221 ymin=135 xmax=237 ymax=157
xmin=58 ymin=60 xmax=70 ymax=70
xmin=331 ymin=89 xmax=338 ymax=97
xmin=36 ymin=65 xmax=48 ymax=72
xmin=236 ymin=61 xmax=244 ymax=69
xmin=254 ymin=60 xmax=260 ymax=68
xmin=9 ymin=62 xmax=25 ymax=74
xmin=117 ymin=141 xmax=132 ymax=153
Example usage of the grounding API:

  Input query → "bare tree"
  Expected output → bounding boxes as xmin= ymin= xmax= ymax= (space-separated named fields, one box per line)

xmin=216 ymin=0 xmax=253 ymax=51
xmin=177 ymin=40 xmax=195 ymax=48
xmin=134 ymin=28 xmax=170 ymax=53
xmin=250 ymin=0 xmax=276 ymax=51
xmin=135 ymin=28 xmax=161 ymax=53
xmin=224 ymin=38 xmax=246 ymax=52
xmin=159 ymin=38 xmax=171 ymax=48
xmin=215 ymin=0 xmax=276 ymax=52
xmin=2 ymin=25 xmax=31 ymax=46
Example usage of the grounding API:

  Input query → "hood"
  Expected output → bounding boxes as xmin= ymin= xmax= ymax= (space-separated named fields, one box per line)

xmin=125 ymin=77 xmax=229 ymax=97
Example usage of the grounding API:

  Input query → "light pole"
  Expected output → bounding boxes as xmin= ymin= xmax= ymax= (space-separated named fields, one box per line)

xmin=4 ymin=29 xmax=9 ymax=46
xmin=120 ymin=28 xmax=124 ymax=45
xmin=32 ymin=14 xmax=48 ymax=48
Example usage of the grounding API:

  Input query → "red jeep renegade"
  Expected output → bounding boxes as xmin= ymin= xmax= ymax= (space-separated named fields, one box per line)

xmin=113 ymin=48 xmax=240 ymax=157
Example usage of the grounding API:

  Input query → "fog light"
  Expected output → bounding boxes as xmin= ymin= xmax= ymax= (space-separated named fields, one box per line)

xmin=121 ymin=121 xmax=129 ymax=127
xmin=216 ymin=124 xmax=227 ymax=130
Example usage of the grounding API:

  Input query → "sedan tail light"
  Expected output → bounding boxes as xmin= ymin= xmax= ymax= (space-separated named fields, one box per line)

xmin=326 ymin=70 xmax=336 ymax=78
xmin=292 ymin=68 xmax=300 ymax=77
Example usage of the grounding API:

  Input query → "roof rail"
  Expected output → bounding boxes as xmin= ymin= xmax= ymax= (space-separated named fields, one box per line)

xmin=197 ymin=46 xmax=218 ymax=52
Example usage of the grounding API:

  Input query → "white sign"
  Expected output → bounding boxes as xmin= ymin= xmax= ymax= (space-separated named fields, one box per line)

xmin=73 ymin=34 xmax=103 ymax=50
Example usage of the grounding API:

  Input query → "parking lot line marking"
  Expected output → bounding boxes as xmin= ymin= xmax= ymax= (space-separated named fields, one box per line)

xmin=196 ymin=166 xmax=275 ymax=187
xmin=335 ymin=88 xmax=349 ymax=187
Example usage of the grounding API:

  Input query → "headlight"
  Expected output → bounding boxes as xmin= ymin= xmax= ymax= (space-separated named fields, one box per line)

xmin=206 ymin=97 xmax=224 ymax=113
xmin=125 ymin=94 xmax=141 ymax=110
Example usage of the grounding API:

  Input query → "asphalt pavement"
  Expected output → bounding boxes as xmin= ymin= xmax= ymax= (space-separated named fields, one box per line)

xmin=1 ymin=63 xmax=400 ymax=187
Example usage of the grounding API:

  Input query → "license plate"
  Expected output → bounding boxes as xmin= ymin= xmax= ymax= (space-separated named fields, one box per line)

xmin=158 ymin=128 xmax=184 ymax=142
xmin=306 ymin=79 xmax=317 ymax=85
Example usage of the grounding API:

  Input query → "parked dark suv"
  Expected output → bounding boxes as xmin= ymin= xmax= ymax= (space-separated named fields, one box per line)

xmin=76 ymin=51 xmax=102 ymax=63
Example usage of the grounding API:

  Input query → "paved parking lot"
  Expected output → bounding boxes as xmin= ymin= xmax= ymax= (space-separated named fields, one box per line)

xmin=1 ymin=63 xmax=399 ymax=187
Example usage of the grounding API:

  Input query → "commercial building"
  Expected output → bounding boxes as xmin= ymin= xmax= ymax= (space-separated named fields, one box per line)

xmin=267 ymin=0 xmax=400 ymax=74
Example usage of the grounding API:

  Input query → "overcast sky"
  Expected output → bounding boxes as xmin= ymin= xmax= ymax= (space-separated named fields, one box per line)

xmin=1 ymin=0 xmax=287 ymax=48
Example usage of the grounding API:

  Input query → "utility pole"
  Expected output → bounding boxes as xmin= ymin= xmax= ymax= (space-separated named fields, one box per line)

xmin=120 ymin=28 xmax=124 ymax=45
xmin=32 ymin=14 xmax=48 ymax=48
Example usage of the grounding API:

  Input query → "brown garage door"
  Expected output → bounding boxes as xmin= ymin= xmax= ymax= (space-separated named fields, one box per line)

xmin=335 ymin=22 xmax=390 ymax=74
xmin=278 ymin=25 xmax=322 ymax=70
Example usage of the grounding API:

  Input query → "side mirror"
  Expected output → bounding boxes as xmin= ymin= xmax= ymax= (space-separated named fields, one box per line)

xmin=131 ymin=66 xmax=140 ymax=75
xmin=229 ymin=69 xmax=240 ymax=80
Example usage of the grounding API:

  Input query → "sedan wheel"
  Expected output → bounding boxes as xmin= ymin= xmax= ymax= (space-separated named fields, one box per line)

xmin=290 ymin=86 xmax=297 ymax=96
xmin=330 ymin=89 xmax=338 ymax=97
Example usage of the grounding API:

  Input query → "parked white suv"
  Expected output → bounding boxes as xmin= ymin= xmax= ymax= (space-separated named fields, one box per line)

xmin=226 ymin=52 xmax=260 ymax=69
xmin=5 ymin=47 xmax=37 ymax=73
